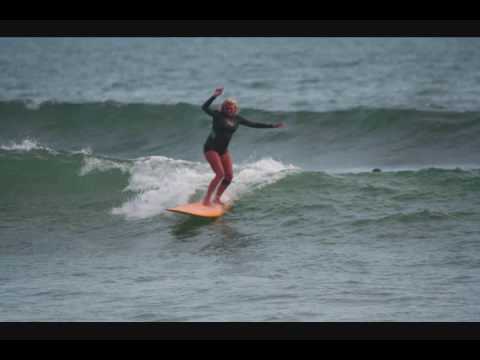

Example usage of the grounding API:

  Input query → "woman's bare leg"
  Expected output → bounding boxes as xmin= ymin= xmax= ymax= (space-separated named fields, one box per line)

xmin=203 ymin=151 xmax=225 ymax=206
xmin=214 ymin=152 xmax=233 ymax=205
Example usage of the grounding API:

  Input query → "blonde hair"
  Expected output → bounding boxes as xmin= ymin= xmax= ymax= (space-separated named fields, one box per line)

xmin=221 ymin=98 xmax=239 ymax=114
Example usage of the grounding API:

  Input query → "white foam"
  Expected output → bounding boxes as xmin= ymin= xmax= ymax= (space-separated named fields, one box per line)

xmin=0 ymin=139 xmax=57 ymax=154
xmin=23 ymin=98 xmax=47 ymax=110
xmin=111 ymin=156 xmax=211 ymax=219
xmin=228 ymin=158 xmax=299 ymax=200
xmin=111 ymin=156 xmax=299 ymax=220
xmin=72 ymin=147 xmax=93 ymax=156
xmin=1 ymin=140 xmax=98 ymax=159
xmin=79 ymin=156 xmax=131 ymax=176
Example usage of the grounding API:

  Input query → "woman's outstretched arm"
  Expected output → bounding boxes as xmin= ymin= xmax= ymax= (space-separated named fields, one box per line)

xmin=202 ymin=87 xmax=224 ymax=116
xmin=238 ymin=115 xmax=285 ymax=129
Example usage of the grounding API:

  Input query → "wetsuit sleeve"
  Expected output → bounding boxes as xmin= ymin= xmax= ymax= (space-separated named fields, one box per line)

xmin=202 ymin=96 xmax=217 ymax=116
xmin=237 ymin=116 xmax=275 ymax=128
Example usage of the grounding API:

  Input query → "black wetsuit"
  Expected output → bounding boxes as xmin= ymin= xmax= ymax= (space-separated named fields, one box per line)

xmin=202 ymin=96 xmax=274 ymax=155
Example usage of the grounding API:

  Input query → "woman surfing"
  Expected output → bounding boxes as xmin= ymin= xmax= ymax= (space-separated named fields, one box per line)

xmin=201 ymin=87 xmax=285 ymax=207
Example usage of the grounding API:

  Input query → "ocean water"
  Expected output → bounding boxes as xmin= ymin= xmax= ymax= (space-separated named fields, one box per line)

xmin=1 ymin=38 xmax=480 ymax=321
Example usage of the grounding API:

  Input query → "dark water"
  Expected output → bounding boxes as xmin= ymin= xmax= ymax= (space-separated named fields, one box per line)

xmin=1 ymin=38 xmax=480 ymax=321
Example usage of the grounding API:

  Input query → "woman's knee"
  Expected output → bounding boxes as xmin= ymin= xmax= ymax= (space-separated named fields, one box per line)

xmin=214 ymin=170 xmax=225 ymax=181
xmin=222 ymin=173 xmax=233 ymax=185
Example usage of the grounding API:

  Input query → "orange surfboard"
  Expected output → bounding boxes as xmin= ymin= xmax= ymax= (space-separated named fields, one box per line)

xmin=167 ymin=202 xmax=232 ymax=218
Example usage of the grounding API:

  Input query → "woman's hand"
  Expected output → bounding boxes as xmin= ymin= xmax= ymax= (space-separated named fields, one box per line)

xmin=274 ymin=122 xmax=286 ymax=128
xmin=213 ymin=87 xmax=224 ymax=97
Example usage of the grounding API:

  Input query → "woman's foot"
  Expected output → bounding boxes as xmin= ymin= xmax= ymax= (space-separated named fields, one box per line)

xmin=202 ymin=198 xmax=212 ymax=207
xmin=213 ymin=198 xmax=225 ymax=206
